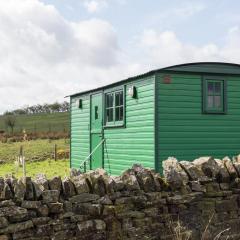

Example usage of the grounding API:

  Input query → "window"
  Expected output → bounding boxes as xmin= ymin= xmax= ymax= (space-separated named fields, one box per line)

xmin=105 ymin=89 xmax=124 ymax=126
xmin=203 ymin=78 xmax=226 ymax=114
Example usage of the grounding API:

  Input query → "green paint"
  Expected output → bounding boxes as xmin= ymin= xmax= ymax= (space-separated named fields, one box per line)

xmin=70 ymin=63 xmax=240 ymax=175
xmin=70 ymin=95 xmax=90 ymax=170
xmin=156 ymin=72 xmax=240 ymax=172
xmin=103 ymin=78 xmax=155 ymax=175
xmin=90 ymin=93 xmax=103 ymax=169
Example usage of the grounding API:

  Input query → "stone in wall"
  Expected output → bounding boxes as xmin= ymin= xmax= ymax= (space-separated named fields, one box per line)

xmin=0 ymin=156 xmax=239 ymax=239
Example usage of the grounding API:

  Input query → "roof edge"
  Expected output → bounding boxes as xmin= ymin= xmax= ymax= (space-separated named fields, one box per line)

xmin=67 ymin=62 xmax=240 ymax=97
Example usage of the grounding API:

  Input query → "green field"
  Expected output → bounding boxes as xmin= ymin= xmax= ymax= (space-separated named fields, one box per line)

xmin=0 ymin=139 xmax=69 ymax=162
xmin=0 ymin=139 xmax=70 ymax=178
xmin=0 ymin=112 xmax=69 ymax=133
xmin=0 ymin=159 xmax=70 ymax=178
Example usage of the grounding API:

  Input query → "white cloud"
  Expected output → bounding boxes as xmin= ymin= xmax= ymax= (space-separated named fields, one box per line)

xmin=148 ymin=1 xmax=206 ymax=26
xmin=1 ymin=0 xmax=240 ymax=114
xmin=137 ymin=27 xmax=240 ymax=69
xmin=83 ymin=0 xmax=108 ymax=13
xmin=0 ymin=0 xmax=135 ymax=112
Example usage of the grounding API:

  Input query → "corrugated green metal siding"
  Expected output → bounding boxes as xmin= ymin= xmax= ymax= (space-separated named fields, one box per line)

xmin=70 ymin=95 xmax=90 ymax=169
xmin=104 ymin=77 xmax=155 ymax=175
xmin=156 ymin=73 xmax=240 ymax=172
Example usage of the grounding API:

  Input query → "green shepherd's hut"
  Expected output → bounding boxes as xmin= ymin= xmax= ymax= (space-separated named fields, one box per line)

xmin=69 ymin=62 xmax=240 ymax=175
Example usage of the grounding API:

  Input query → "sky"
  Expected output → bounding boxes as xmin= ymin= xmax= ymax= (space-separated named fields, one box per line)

xmin=1 ymin=0 xmax=240 ymax=113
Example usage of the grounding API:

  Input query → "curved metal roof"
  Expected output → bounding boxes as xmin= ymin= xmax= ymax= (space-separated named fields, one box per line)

xmin=68 ymin=62 xmax=240 ymax=97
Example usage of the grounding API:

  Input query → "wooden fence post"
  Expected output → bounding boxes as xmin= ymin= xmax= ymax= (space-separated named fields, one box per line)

xmin=54 ymin=144 xmax=57 ymax=161
xmin=20 ymin=145 xmax=26 ymax=178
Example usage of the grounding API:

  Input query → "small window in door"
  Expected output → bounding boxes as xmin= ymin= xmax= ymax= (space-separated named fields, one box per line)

xmin=95 ymin=106 xmax=99 ymax=119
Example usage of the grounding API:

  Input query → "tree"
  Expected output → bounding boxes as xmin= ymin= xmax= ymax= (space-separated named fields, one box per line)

xmin=4 ymin=115 xmax=16 ymax=134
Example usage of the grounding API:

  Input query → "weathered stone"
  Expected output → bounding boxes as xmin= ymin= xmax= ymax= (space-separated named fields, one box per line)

xmin=48 ymin=203 xmax=63 ymax=214
xmin=0 ymin=200 xmax=15 ymax=208
xmin=189 ymin=181 xmax=206 ymax=192
xmin=193 ymin=156 xmax=220 ymax=178
xmin=42 ymin=190 xmax=60 ymax=203
xmin=134 ymin=166 xmax=156 ymax=192
xmin=97 ymin=195 xmax=112 ymax=205
xmin=163 ymin=157 xmax=188 ymax=190
xmin=32 ymin=181 xmax=43 ymax=200
xmin=62 ymin=178 xmax=76 ymax=198
xmin=12 ymin=228 xmax=35 ymax=239
xmin=0 ymin=235 xmax=9 ymax=240
xmin=0 ymin=220 xmax=33 ymax=234
xmin=69 ymin=193 xmax=100 ymax=203
xmin=37 ymin=205 xmax=49 ymax=217
xmin=223 ymin=157 xmax=238 ymax=180
xmin=22 ymin=177 xmax=34 ymax=200
xmin=0 ymin=217 xmax=8 ymax=229
xmin=77 ymin=219 xmax=106 ymax=232
xmin=206 ymin=182 xmax=220 ymax=192
xmin=63 ymin=201 xmax=72 ymax=212
xmin=73 ymin=203 xmax=102 ymax=216
xmin=0 ymin=206 xmax=28 ymax=223
xmin=0 ymin=184 xmax=13 ymax=200
xmin=233 ymin=162 xmax=240 ymax=177
xmin=87 ymin=170 xmax=108 ymax=196
xmin=21 ymin=201 xmax=41 ymax=209
xmin=111 ymin=176 xmax=125 ymax=191
xmin=150 ymin=171 xmax=162 ymax=191
xmin=219 ymin=183 xmax=230 ymax=190
xmin=117 ymin=210 xmax=145 ymax=219
xmin=13 ymin=179 xmax=25 ymax=201
xmin=215 ymin=159 xmax=230 ymax=183
xmin=71 ymin=176 xmax=90 ymax=194
xmin=36 ymin=223 xmax=53 ymax=236
xmin=121 ymin=173 xmax=140 ymax=191
xmin=32 ymin=217 xmax=51 ymax=226
xmin=70 ymin=214 xmax=89 ymax=223
xmin=35 ymin=174 xmax=49 ymax=190
xmin=104 ymin=176 xmax=115 ymax=194
xmin=70 ymin=168 xmax=81 ymax=177
xmin=216 ymin=199 xmax=238 ymax=212
xmin=49 ymin=176 xmax=62 ymax=191
xmin=180 ymin=161 xmax=206 ymax=181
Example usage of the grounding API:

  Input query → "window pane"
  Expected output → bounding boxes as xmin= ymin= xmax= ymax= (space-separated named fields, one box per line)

xmin=115 ymin=91 xmax=123 ymax=107
xmin=119 ymin=91 xmax=123 ymax=105
xmin=207 ymin=82 xmax=214 ymax=95
xmin=207 ymin=96 xmax=214 ymax=108
xmin=115 ymin=92 xmax=120 ymax=106
xmin=106 ymin=93 xmax=113 ymax=108
xmin=119 ymin=106 xmax=123 ymax=121
xmin=215 ymin=82 xmax=221 ymax=94
xmin=95 ymin=106 xmax=98 ymax=120
xmin=106 ymin=108 xmax=113 ymax=122
xmin=115 ymin=107 xmax=120 ymax=121
xmin=214 ymin=96 xmax=221 ymax=108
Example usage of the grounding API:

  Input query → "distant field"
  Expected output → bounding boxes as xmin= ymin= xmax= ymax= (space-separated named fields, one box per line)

xmin=0 ymin=139 xmax=69 ymax=163
xmin=0 ymin=159 xmax=69 ymax=178
xmin=0 ymin=112 xmax=69 ymax=133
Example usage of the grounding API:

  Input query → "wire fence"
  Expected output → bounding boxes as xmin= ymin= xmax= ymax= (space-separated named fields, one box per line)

xmin=0 ymin=139 xmax=70 ymax=178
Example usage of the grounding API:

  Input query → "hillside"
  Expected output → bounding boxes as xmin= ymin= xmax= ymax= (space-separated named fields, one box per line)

xmin=0 ymin=112 xmax=69 ymax=133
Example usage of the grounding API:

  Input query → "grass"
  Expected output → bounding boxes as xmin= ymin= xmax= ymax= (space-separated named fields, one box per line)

xmin=0 ymin=139 xmax=69 ymax=163
xmin=0 ymin=112 xmax=69 ymax=133
xmin=0 ymin=159 xmax=70 ymax=178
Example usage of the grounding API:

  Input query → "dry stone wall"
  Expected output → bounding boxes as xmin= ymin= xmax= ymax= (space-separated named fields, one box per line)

xmin=1 ymin=156 xmax=240 ymax=239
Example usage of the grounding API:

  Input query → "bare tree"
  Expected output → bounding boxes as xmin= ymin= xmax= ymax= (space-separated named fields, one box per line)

xmin=4 ymin=115 xmax=16 ymax=134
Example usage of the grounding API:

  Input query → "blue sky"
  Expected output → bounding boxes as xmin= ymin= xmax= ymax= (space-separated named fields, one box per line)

xmin=41 ymin=0 xmax=240 ymax=46
xmin=0 ymin=0 xmax=240 ymax=112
